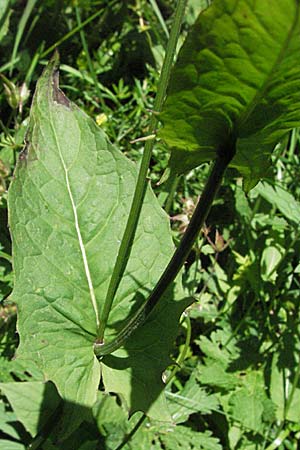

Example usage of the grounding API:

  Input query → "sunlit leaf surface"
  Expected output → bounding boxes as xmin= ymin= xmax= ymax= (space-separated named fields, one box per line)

xmin=160 ymin=0 xmax=300 ymax=190
xmin=8 ymin=54 xmax=187 ymax=420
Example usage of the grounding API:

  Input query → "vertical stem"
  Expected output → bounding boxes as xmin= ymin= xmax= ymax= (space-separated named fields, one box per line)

xmin=97 ymin=0 xmax=188 ymax=341
xmin=9 ymin=0 xmax=38 ymax=76
xmin=264 ymin=429 xmax=290 ymax=450
xmin=74 ymin=2 xmax=110 ymax=116
xmin=164 ymin=175 xmax=180 ymax=214
xmin=95 ymin=150 xmax=235 ymax=356
xmin=149 ymin=0 xmax=170 ymax=38
xmin=165 ymin=313 xmax=192 ymax=384
xmin=283 ymin=356 xmax=300 ymax=422
xmin=115 ymin=415 xmax=147 ymax=450
xmin=115 ymin=314 xmax=191 ymax=450
xmin=40 ymin=7 xmax=109 ymax=58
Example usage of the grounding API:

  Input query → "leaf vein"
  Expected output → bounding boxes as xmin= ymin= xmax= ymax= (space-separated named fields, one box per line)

xmin=48 ymin=114 xmax=100 ymax=330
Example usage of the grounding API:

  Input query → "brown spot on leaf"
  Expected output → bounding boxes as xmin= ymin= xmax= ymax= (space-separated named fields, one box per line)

xmin=52 ymin=69 xmax=70 ymax=107
xmin=18 ymin=143 xmax=29 ymax=164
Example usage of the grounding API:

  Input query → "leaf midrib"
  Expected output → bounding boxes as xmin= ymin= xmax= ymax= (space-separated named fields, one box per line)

xmin=49 ymin=109 xmax=100 ymax=332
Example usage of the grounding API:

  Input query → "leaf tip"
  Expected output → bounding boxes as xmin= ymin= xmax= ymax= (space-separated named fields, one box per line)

xmin=42 ymin=50 xmax=71 ymax=108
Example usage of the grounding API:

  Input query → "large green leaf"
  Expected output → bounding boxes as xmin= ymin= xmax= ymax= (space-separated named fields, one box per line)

xmin=160 ymin=0 xmax=300 ymax=190
xmin=8 ymin=54 xmax=187 ymax=421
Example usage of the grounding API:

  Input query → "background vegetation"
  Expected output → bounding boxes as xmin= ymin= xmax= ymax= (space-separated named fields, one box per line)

xmin=0 ymin=1 xmax=299 ymax=449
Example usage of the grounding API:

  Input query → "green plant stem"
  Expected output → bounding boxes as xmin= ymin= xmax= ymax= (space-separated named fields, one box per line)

xmin=27 ymin=401 xmax=64 ymax=450
xmin=74 ymin=3 xmax=109 ymax=116
xmin=164 ymin=175 xmax=180 ymax=214
xmin=95 ymin=150 xmax=235 ymax=356
xmin=115 ymin=415 xmax=147 ymax=450
xmin=97 ymin=0 xmax=188 ymax=342
xmin=266 ymin=356 xmax=300 ymax=450
xmin=0 ymin=57 xmax=20 ymax=73
xmin=284 ymin=361 xmax=300 ymax=420
xmin=115 ymin=313 xmax=191 ymax=450
xmin=165 ymin=313 xmax=192 ymax=384
xmin=284 ymin=357 xmax=300 ymax=420
xmin=25 ymin=42 xmax=45 ymax=85
xmin=264 ymin=429 xmax=291 ymax=450
xmin=149 ymin=0 xmax=169 ymax=38
xmin=0 ymin=250 xmax=12 ymax=263
xmin=9 ymin=0 xmax=38 ymax=75
xmin=40 ymin=4 xmax=117 ymax=59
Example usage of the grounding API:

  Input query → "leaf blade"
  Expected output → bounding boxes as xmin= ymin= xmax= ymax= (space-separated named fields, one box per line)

xmin=160 ymin=0 xmax=300 ymax=189
xmin=8 ymin=55 xmax=186 ymax=420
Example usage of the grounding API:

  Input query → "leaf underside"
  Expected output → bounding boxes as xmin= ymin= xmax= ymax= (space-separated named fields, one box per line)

xmin=160 ymin=0 xmax=300 ymax=191
xmin=8 ymin=54 xmax=188 ymax=422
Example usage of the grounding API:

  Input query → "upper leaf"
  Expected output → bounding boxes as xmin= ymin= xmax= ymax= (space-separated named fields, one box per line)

xmin=8 ymin=54 xmax=186 ymax=420
xmin=160 ymin=0 xmax=300 ymax=190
